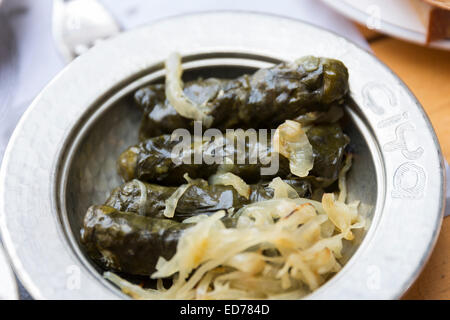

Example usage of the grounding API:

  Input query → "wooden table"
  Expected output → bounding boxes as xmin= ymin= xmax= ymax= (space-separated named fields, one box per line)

xmin=358 ymin=25 xmax=450 ymax=300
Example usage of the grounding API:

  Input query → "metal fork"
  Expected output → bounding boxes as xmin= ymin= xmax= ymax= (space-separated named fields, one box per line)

xmin=52 ymin=0 xmax=121 ymax=62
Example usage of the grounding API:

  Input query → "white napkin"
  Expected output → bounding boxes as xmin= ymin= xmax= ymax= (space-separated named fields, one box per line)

xmin=99 ymin=0 xmax=369 ymax=45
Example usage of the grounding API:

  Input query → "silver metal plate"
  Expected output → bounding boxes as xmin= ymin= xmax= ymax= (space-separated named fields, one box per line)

xmin=0 ymin=12 xmax=444 ymax=299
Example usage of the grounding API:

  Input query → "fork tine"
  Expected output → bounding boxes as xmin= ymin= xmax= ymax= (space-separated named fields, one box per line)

xmin=52 ymin=0 xmax=121 ymax=62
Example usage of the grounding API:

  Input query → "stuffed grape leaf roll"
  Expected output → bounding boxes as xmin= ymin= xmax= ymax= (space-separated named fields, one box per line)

xmin=135 ymin=56 xmax=349 ymax=139
xmin=105 ymin=178 xmax=312 ymax=220
xmin=118 ymin=124 xmax=348 ymax=186
xmin=81 ymin=205 xmax=238 ymax=275
xmin=118 ymin=133 xmax=290 ymax=185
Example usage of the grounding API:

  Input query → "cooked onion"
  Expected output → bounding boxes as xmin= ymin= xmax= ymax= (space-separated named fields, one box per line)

xmin=107 ymin=197 xmax=362 ymax=299
xmin=182 ymin=214 xmax=209 ymax=224
xmin=273 ymin=120 xmax=313 ymax=177
xmin=209 ymin=172 xmax=251 ymax=199
xmin=133 ymin=179 xmax=148 ymax=216
xmin=268 ymin=177 xmax=299 ymax=199
xmin=106 ymin=153 xmax=364 ymax=300
xmin=225 ymin=252 xmax=266 ymax=275
xmin=165 ymin=52 xmax=214 ymax=127
xmin=163 ymin=183 xmax=190 ymax=218
xmin=105 ymin=195 xmax=354 ymax=299
xmin=322 ymin=193 xmax=358 ymax=240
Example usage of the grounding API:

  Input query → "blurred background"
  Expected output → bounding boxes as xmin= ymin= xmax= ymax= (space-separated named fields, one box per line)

xmin=0 ymin=0 xmax=448 ymax=300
